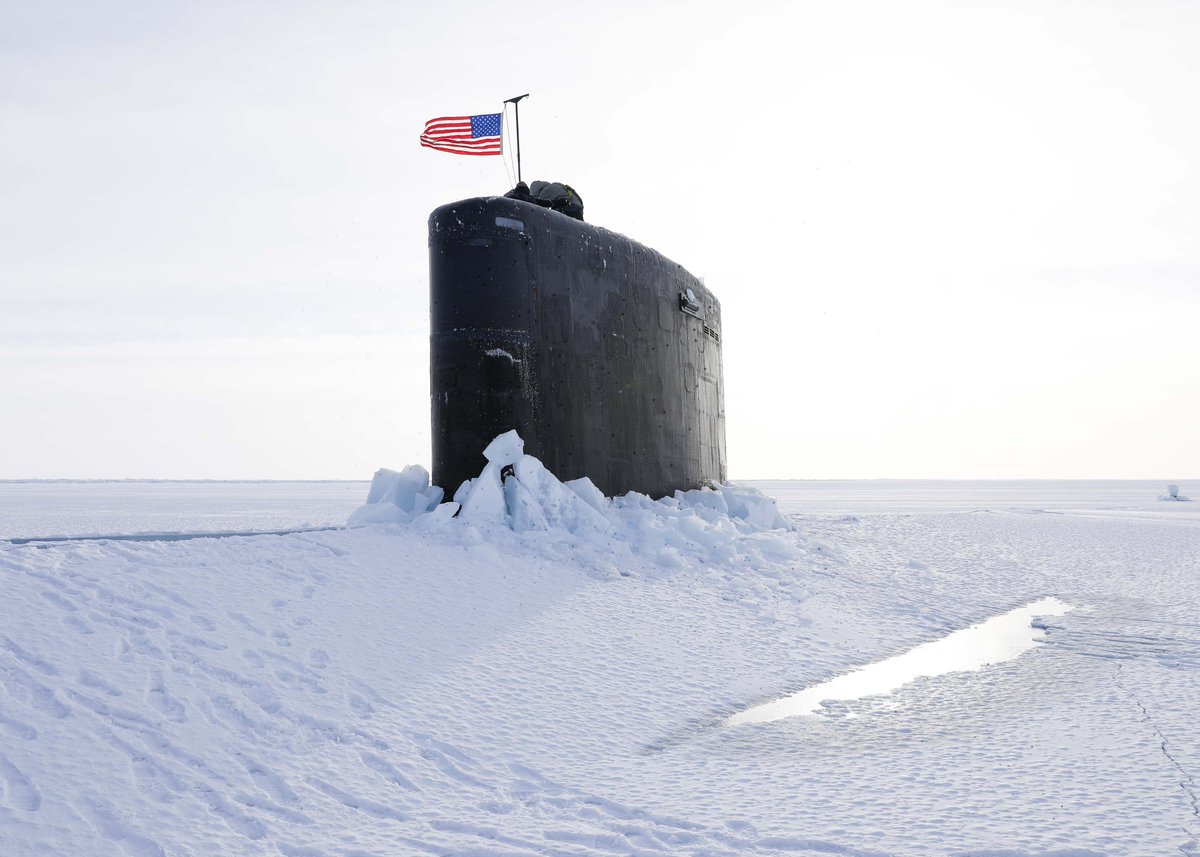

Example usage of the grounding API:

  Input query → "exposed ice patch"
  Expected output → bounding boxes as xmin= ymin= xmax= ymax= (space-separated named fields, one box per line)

xmin=728 ymin=596 xmax=1073 ymax=725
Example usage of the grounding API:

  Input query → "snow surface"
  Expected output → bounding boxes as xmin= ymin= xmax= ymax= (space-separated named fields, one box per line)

xmin=1 ymin=462 xmax=1199 ymax=855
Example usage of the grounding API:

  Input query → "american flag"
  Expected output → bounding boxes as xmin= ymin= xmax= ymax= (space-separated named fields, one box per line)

xmin=420 ymin=113 xmax=503 ymax=157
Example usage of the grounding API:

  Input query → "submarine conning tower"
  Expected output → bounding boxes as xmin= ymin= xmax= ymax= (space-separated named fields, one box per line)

xmin=429 ymin=194 xmax=726 ymax=499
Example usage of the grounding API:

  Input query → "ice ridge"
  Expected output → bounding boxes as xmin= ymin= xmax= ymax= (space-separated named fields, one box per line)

xmin=346 ymin=430 xmax=796 ymax=575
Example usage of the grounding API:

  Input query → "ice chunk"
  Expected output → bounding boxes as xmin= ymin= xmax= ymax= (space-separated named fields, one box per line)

xmin=722 ymin=484 xmax=792 ymax=530
xmin=483 ymin=430 xmax=524 ymax=466
xmin=348 ymin=465 xmax=442 ymax=527
xmin=350 ymin=463 xmax=439 ymax=523
xmin=503 ymin=474 xmax=550 ymax=532
xmin=419 ymin=485 xmax=445 ymax=511
xmin=365 ymin=468 xmax=405 ymax=505
xmin=511 ymin=454 xmax=610 ymax=533
xmin=675 ymin=487 xmax=729 ymax=517
xmin=459 ymin=462 xmax=508 ymax=522
xmin=412 ymin=502 xmax=460 ymax=530
xmin=364 ymin=465 xmax=432 ymax=512
xmin=565 ymin=477 xmax=607 ymax=515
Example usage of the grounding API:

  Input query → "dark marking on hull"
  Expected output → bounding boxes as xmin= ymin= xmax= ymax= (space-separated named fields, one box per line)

xmin=429 ymin=196 xmax=726 ymax=498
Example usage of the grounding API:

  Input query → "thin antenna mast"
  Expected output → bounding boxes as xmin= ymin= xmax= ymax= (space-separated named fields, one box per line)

xmin=504 ymin=93 xmax=529 ymax=184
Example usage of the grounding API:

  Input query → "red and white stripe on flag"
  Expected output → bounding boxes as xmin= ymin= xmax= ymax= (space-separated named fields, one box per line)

xmin=420 ymin=113 xmax=503 ymax=156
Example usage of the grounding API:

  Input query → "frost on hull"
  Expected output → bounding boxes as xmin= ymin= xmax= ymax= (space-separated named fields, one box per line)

xmin=429 ymin=196 xmax=726 ymax=499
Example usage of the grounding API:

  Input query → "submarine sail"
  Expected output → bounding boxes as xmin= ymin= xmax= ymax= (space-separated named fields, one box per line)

xmin=429 ymin=194 xmax=725 ymax=498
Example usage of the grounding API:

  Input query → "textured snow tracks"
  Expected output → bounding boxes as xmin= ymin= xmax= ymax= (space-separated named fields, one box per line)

xmin=0 ymin=751 xmax=41 ymax=812
xmin=0 ymin=535 xmax=414 ymax=853
xmin=0 ymin=528 xmax=905 ymax=857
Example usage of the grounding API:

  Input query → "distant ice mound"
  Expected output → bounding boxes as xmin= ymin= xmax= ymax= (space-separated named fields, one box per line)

xmin=1158 ymin=483 xmax=1192 ymax=502
xmin=348 ymin=430 xmax=797 ymax=573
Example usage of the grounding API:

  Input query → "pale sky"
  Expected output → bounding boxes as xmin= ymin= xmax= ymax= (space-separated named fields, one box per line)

xmin=2 ymin=0 xmax=1197 ymax=480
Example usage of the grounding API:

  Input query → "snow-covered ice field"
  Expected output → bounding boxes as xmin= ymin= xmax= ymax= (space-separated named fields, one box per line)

xmin=1 ymin=479 xmax=1188 ymax=540
xmin=1 ymin=475 xmax=1198 ymax=856
xmin=0 ymin=482 xmax=366 ymax=542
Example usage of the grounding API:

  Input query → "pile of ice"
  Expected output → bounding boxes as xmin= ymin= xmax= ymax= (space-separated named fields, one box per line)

xmin=347 ymin=430 xmax=797 ymax=574
xmin=344 ymin=465 xmax=446 ymax=526
xmin=1158 ymin=483 xmax=1192 ymax=502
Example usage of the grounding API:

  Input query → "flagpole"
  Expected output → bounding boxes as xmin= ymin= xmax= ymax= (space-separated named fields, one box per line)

xmin=504 ymin=93 xmax=529 ymax=185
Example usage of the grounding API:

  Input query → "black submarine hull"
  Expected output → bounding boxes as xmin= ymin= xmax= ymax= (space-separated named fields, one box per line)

xmin=429 ymin=196 xmax=725 ymax=498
